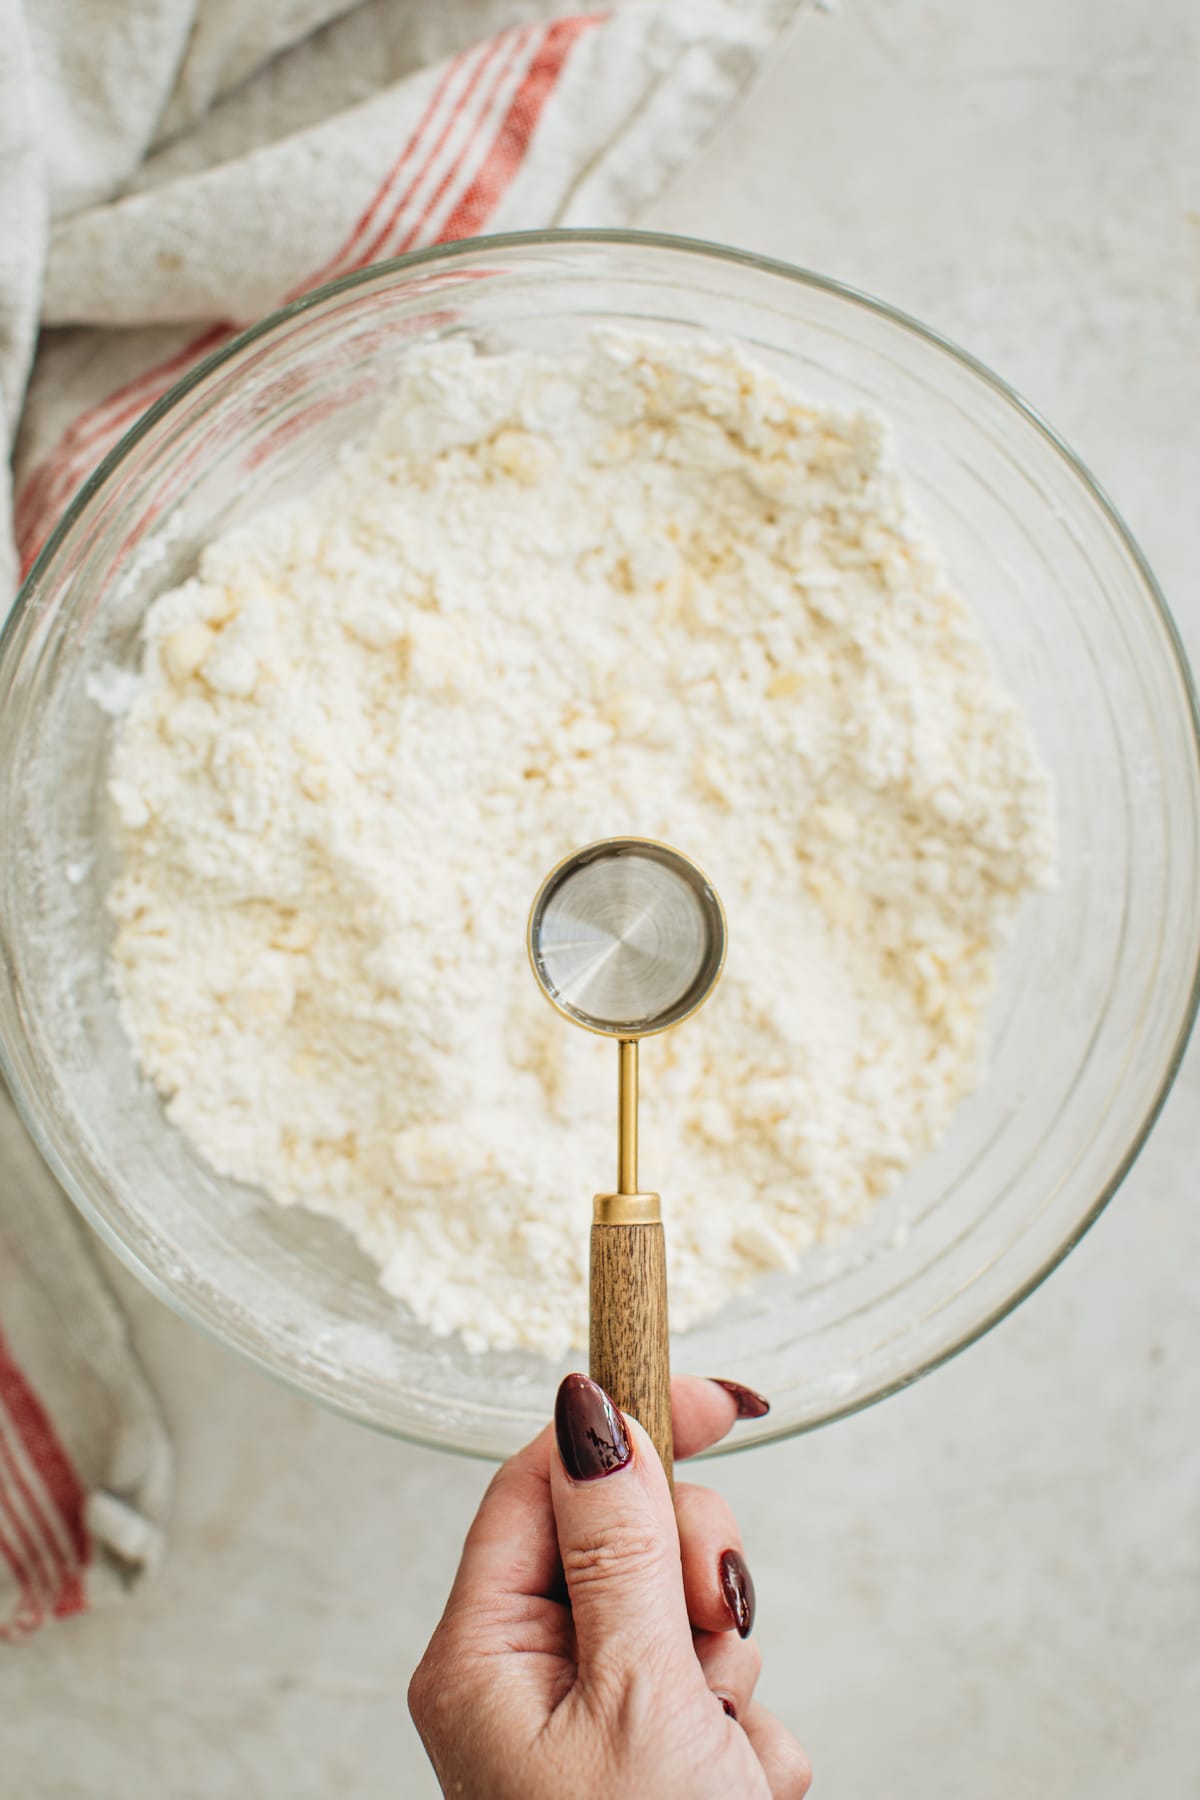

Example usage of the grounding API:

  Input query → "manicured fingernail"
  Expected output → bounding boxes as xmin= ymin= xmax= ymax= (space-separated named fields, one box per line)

xmin=719 ymin=1548 xmax=756 ymax=1638
xmin=709 ymin=1378 xmax=771 ymax=1420
xmin=555 ymin=1374 xmax=632 ymax=1481
xmin=718 ymin=1693 xmax=738 ymax=1719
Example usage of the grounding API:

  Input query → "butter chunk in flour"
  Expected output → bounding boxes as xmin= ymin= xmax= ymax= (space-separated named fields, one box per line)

xmin=107 ymin=334 xmax=1055 ymax=1357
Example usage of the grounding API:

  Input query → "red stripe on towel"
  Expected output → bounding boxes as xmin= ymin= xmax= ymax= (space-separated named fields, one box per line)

xmin=356 ymin=31 xmax=520 ymax=269
xmin=297 ymin=46 xmax=475 ymax=294
xmin=0 ymin=1329 xmax=88 ymax=1624
xmin=440 ymin=16 xmax=602 ymax=245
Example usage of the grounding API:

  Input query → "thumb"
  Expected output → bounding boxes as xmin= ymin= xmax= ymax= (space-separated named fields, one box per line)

xmin=551 ymin=1373 xmax=694 ymax=1678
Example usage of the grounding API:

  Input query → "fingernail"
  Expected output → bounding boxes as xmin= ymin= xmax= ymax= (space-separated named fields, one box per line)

xmin=718 ymin=1693 xmax=738 ymax=1720
xmin=719 ymin=1548 xmax=756 ymax=1638
xmin=555 ymin=1374 xmax=632 ymax=1482
xmin=709 ymin=1378 xmax=771 ymax=1420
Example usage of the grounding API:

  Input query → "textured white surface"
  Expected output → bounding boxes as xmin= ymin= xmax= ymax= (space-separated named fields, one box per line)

xmin=107 ymin=332 xmax=1052 ymax=1358
xmin=6 ymin=1 xmax=1199 ymax=1793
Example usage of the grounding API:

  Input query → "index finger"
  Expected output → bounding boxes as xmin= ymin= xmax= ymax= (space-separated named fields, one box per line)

xmin=673 ymin=1374 xmax=768 ymax=1460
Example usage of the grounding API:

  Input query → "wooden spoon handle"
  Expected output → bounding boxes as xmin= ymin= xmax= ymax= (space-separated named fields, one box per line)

xmin=589 ymin=1216 xmax=673 ymax=1489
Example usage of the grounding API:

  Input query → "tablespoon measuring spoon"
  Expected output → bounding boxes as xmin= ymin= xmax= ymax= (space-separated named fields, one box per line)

xmin=528 ymin=837 xmax=727 ymax=1485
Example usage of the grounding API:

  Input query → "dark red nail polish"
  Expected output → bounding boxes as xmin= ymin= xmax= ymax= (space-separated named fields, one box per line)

xmin=719 ymin=1548 xmax=755 ymax=1638
xmin=555 ymin=1374 xmax=632 ymax=1481
xmin=710 ymin=1378 xmax=771 ymax=1420
xmin=718 ymin=1693 xmax=738 ymax=1720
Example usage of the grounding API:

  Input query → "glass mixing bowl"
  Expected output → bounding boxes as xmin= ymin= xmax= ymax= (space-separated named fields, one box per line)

xmin=2 ymin=232 xmax=1198 ymax=1460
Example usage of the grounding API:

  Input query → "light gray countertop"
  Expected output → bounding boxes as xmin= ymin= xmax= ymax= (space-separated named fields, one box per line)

xmin=6 ymin=1 xmax=1199 ymax=1793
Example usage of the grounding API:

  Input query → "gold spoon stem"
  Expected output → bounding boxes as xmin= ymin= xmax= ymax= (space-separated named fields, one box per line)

xmin=617 ymin=1038 xmax=639 ymax=1196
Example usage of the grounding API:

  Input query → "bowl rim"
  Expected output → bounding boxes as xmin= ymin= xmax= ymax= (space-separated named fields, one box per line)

xmin=3 ymin=226 xmax=1199 ymax=1460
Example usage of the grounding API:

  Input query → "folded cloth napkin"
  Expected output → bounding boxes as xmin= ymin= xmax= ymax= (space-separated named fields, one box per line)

xmin=0 ymin=0 xmax=799 ymax=1639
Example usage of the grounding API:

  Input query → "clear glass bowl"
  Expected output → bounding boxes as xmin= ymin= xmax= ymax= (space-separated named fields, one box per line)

xmin=2 ymin=232 xmax=1198 ymax=1460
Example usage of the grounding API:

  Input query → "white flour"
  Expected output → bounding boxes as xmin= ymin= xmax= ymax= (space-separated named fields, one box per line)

xmin=106 ymin=334 xmax=1054 ymax=1357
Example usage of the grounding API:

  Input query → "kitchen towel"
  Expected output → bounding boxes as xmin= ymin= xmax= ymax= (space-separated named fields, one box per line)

xmin=0 ymin=0 xmax=800 ymax=1639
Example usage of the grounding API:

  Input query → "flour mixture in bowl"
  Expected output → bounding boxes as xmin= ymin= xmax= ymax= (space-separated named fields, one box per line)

xmin=106 ymin=333 xmax=1054 ymax=1357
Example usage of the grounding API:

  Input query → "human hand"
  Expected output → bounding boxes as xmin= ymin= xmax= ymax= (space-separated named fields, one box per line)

xmin=409 ymin=1374 xmax=812 ymax=1798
